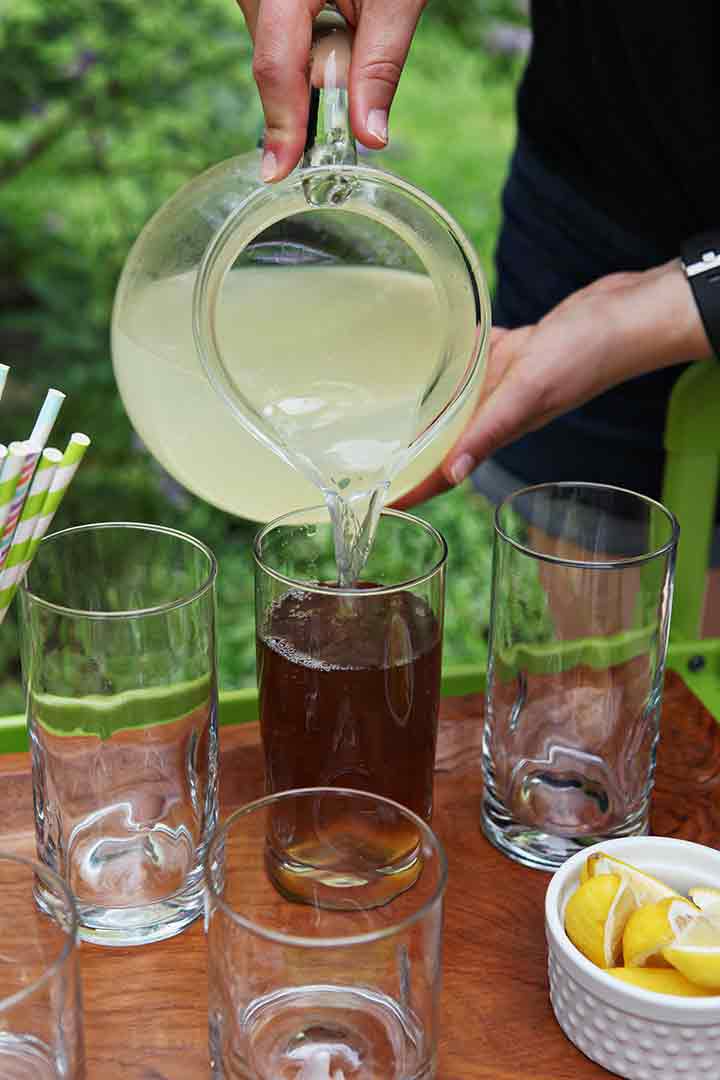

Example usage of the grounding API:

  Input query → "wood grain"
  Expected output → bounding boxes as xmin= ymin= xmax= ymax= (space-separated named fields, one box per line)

xmin=0 ymin=668 xmax=717 ymax=1079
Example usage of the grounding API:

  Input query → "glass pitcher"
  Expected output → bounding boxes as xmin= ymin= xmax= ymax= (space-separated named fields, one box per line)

xmin=112 ymin=4 xmax=491 ymax=525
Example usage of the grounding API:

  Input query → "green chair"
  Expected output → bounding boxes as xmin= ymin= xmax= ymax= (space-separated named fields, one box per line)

xmin=662 ymin=361 xmax=720 ymax=717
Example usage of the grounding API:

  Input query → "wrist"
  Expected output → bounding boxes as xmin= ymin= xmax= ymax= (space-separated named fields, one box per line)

xmin=625 ymin=259 xmax=714 ymax=373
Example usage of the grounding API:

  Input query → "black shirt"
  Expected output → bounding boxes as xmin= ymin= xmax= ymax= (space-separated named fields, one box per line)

xmin=488 ymin=3 xmax=718 ymax=508
xmin=517 ymin=1 xmax=718 ymax=254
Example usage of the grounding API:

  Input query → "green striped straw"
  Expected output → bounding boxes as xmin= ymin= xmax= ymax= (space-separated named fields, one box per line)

xmin=0 ymin=434 xmax=90 ymax=624
xmin=0 ymin=388 xmax=66 ymax=569
xmin=0 ymin=448 xmax=62 ymax=607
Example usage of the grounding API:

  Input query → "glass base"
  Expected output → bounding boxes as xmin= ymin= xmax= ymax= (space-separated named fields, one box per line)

xmin=0 ymin=1034 xmax=62 ymax=1080
xmin=36 ymin=867 xmax=205 ymax=947
xmin=264 ymin=839 xmax=422 ymax=911
xmin=210 ymin=984 xmax=434 ymax=1080
xmin=481 ymin=796 xmax=650 ymax=872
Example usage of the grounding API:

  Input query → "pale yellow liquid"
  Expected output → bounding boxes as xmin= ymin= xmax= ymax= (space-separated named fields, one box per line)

xmin=113 ymin=265 xmax=479 ymax=523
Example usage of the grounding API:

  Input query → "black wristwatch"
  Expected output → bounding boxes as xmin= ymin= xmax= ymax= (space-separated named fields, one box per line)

xmin=681 ymin=230 xmax=720 ymax=360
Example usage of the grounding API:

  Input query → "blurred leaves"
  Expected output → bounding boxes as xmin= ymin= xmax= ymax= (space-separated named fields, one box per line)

xmin=0 ymin=0 xmax=258 ymax=400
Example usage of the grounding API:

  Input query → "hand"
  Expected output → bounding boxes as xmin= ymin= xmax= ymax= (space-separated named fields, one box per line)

xmin=236 ymin=0 xmax=426 ymax=181
xmin=393 ymin=258 xmax=713 ymax=509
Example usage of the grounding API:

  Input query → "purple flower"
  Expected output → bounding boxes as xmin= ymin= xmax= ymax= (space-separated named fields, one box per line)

xmin=65 ymin=49 xmax=99 ymax=79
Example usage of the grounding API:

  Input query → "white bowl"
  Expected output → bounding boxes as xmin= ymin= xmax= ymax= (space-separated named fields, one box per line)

xmin=545 ymin=836 xmax=720 ymax=1080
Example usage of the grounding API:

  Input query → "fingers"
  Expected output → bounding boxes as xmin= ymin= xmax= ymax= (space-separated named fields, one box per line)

xmin=389 ymin=466 xmax=452 ymax=511
xmin=390 ymin=325 xmax=521 ymax=510
xmin=252 ymin=0 xmax=326 ymax=181
xmin=246 ymin=0 xmax=424 ymax=178
xmin=441 ymin=326 xmax=541 ymax=486
xmin=348 ymin=0 xmax=426 ymax=147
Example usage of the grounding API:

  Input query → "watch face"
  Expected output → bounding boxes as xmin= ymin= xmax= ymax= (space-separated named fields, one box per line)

xmin=682 ymin=231 xmax=720 ymax=359
xmin=683 ymin=230 xmax=720 ymax=272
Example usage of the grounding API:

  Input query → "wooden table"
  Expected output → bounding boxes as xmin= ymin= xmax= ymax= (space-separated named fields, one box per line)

xmin=1 ymin=670 xmax=719 ymax=1079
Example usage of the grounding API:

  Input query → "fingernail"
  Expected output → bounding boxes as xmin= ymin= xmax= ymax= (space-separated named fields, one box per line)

xmin=450 ymin=453 xmax=475 ymax=485
xmin=367 ymin=108 xmax=388 ymax=144
xmin=261 ymin=149 xmax=277 ymax=182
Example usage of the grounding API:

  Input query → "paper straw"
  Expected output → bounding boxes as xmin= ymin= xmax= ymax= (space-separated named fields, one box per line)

xmin=0 ymin=388 xmax=66 ymax=569
xmin=29 ymin=387 xmax=65 ymax=449
xmin=0 ymin=365 xmax=9 ymax=404
xmin=0 ymin=442 xmax=28 ymax=538
xmin=0 ymin=449 xmax=62 ymax=588
xmin=0 ymin=434 xmax=90 ymax=624
xmin=0 ymin=442 xmax=38 ymax=568
xmin=24 ymin=433 xmax=91 ymax=566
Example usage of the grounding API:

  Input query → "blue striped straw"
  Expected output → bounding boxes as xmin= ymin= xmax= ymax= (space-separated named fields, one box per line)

xmin=29 ymin=388 xmax=66 ymax=448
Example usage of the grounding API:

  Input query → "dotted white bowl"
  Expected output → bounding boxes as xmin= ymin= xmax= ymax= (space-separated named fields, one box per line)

xmin=545 ymin=836 xmax=720 ymax=1080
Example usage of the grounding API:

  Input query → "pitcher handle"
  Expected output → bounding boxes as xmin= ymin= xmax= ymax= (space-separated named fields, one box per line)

xmin=302 ymin=3 xmax=358 ymax=172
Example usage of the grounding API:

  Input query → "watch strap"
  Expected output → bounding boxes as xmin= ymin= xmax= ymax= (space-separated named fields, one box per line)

xmin=682 ymin=230 xmax=720 ymax=360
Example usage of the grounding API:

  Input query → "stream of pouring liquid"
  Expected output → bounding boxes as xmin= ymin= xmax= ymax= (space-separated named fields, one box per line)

xmin=211 ymin=265 xmax=445 ymax=582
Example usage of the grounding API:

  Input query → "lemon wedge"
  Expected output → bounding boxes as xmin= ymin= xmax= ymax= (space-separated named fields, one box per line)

xmin=564 ymin=873 xmax=635 ymax=968
xmin=583 ymin=852 xmax=679 ymax=906
xmin=606 ymin=967 xmax=716 ymax=997
xmin=622 ymin=897 xmax=698 ymax=967
xmin=662 ymin=907 xmax=720 ymax=991
xmin=688 ymin=885 xmax=720 ymax=916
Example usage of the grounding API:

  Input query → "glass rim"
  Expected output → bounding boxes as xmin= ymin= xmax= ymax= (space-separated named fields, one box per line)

xmin=494 ymin=482 xmax=680 ymax=569
xmin=0 ymin=852 xmax=79 ymax=1014
xmin=19 ymin=521 xmax=218 ymax=620
xmin=204 ymin=786 xmax=448 ymax=949
xmin=252 ymin=506 xmax=448 ymax=595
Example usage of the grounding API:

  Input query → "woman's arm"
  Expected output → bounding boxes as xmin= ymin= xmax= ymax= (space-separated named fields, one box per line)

xmin=394 ymin=258 xmax=714 ymax=508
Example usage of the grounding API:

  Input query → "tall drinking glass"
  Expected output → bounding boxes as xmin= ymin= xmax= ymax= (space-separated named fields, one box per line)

xmin=206 ymin=787 xmax=447 ymax=1080
xmin=19 ymin=523 xmax=218 ymax=945
xmin=253 ymin=507 xmax=446 ymax=898
xmin=0 ymin=853 xmax=84 ymax=1079
xmin=482 ymin=483 xmax=679 ymax=870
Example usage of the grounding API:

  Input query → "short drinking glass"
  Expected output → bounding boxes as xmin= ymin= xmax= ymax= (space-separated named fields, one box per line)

xmin=206 ymin=787 xmax=447 ymax=1080
xmin=253 ymin=506 xmax=447 ymax=859
xmin=19 ymin=522 xmax=219 ymax=945
xmin=0 ymin=853 xmax=84 ymax=1079
xmin=482 ymin=482 xmax=679 ymax=870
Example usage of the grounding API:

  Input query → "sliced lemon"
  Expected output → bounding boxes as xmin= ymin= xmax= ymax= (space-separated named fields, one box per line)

xmin=688 ymin=885 xmax=720 ymax=916
xmin=564 ymin=873 xmax=635 ymax=968
xmin=606 ymin=967 xmax=716 ymax=997
xmin=584 ymin=852 xmax=679 ymax=906
xmin=622 ymin=897 xmax=698 ymax=967
xmin=663 ymin=909 xmax=720 ymax=991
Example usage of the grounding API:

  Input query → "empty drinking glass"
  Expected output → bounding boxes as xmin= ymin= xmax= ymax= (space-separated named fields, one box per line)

xmin=0 ymin=852 xmax=84 ymax=1078
xmin=482 ymin=482 xmax=679 ymax=870
xmin=206 ymin=787 xmax=447 ymax=1080
xmin=19 ymin=522 xmax=219 ymax=945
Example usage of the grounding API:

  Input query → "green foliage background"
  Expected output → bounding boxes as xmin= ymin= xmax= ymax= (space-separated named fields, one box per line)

xmin=0 ymin=0 xmax=527 ymax=713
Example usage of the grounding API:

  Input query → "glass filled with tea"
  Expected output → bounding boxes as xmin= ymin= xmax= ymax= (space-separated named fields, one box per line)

xmin=253 ymin=507 xmax=446 ymax=903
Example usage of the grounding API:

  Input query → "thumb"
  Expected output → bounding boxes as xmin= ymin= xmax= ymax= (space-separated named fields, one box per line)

xmin=348 ymin=0 xmax=426 ymax=147
xmin=442 ymin=328 xmax=543 ymax=484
